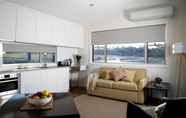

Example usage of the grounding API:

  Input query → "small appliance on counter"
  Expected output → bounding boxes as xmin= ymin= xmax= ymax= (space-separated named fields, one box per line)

xmin=57 ymin=58 xmax=72 ymax=67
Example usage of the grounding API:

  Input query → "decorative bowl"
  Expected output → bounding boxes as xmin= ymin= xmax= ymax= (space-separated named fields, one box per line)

xmin=28 ymin=95 xmax=52 ymax=106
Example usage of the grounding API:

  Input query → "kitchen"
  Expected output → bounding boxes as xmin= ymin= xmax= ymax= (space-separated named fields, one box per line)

xmin=0 ymin=1 xmax=84 ymax=106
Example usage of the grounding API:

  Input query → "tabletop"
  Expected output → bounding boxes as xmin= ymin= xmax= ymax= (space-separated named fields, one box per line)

xmin=145 ymin=81 xmax=170 ymax=90
xmin=0 ymin=93 xmax=80 ymax=118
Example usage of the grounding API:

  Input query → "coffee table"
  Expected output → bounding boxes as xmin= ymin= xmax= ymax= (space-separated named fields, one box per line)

xmin=0 ymin=93 xmax=80 ymax=118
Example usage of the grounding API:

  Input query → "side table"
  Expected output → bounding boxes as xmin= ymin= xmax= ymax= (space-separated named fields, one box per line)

xmin=145 ymin=81 xmax=170 ymax=105
xmin=70 ymin=65 xmax=87 ymax=88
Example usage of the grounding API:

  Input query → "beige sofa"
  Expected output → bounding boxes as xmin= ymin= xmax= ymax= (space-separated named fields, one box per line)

xmin=87 ymin=67 xmax=148 ymax=104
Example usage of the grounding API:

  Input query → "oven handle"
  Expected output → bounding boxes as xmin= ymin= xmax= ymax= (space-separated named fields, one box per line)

xmin=0 ymin=79 xmax=18 ymax=84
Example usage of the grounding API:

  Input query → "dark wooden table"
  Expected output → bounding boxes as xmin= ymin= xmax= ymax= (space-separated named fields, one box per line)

xmin=0 ymin=93 xmax=80 ymax=118
xmin=70 ymin=66 xmax=87 ymax=88
xmin=145 ymin=81 xmax=170 ymax=105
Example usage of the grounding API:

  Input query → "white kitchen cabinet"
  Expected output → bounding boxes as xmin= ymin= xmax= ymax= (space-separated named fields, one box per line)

xmin=16 ymin=6 xmax=37 ymax=43
xmin=51 ymin=17 xmax=84 ymax=48
xmin=20 ymin=68 xmax=70 ymax=94
xmin=73 ymin=23 xmax=84 ymax=48
xmin=51 ymin=17 xmax=65 ymax=46
xmin=36 ymin=12 xmax=55 ymax=45
xmin=1 ymin=1 xmax=84 ymax=47
xmin=0 ymin=2 xmax=17 ymax=41
xmin=20 ymin=70 xmax=41 ymax=94
xmin=40 ymin=68 xmax=69 ymax=92
xmin=64 ymin=21 xmax=84 ymax=48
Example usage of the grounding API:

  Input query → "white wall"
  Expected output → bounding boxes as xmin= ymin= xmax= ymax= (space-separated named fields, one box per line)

xmin=82 ymin=0 xmax=186 ymax=97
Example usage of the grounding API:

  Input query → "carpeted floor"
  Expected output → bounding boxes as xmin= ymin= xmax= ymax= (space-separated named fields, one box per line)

xmin=74 ymin=95 xmax=127 ymax=118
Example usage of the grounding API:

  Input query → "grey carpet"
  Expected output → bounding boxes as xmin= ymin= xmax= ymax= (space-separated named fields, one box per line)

xmin=74 ymin=95 xmax=127 ymax=118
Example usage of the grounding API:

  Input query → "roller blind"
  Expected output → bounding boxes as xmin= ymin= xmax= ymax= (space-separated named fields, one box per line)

xmin=92 ymin=24 xmax=165 ymax=44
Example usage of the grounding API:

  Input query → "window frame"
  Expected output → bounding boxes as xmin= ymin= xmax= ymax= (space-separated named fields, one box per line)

xmin=92 ymin=42 xmax=166 ymax=65
xmin=92 ymin=44 xmax=107 ymax=63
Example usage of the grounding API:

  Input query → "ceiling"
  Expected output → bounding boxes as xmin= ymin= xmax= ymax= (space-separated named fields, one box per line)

xmin=6 ymin=0 xmax=172 ymax=29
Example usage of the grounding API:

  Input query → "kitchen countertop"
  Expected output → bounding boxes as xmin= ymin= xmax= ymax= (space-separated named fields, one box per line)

xmin=0 ymin=66 xmax=70 ymax=74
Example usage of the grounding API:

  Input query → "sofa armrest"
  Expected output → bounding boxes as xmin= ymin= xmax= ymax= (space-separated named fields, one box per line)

xmin=86 ymin=73 xmax=99 ymax=91
xmin=138 ymin=78 xmax=148 ymax=90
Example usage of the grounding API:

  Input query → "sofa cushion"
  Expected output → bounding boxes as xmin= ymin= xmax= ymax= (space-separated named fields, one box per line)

xmin=96 ymin=79 xmax=114 ymax=88
xmin=127 ymin=68 xmax=146 ymax=83
xmin=112 ymin=81 xmax=138 ymax=91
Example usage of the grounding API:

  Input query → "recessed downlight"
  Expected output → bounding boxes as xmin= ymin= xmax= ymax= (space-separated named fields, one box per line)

xmin=89 ymin=3 xmax=95 ymax=7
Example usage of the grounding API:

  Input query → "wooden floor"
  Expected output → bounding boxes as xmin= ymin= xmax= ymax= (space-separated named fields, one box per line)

xmin=70 ymin=87 xmax=87 ymax=97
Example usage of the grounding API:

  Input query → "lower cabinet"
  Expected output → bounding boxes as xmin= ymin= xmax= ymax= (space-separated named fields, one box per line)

xmin=20 ymin=67 xmax=69 ymax=94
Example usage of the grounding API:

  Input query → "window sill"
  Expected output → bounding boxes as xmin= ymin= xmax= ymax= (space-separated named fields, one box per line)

xmin=89 ymin=62 xmax=168 ymax=68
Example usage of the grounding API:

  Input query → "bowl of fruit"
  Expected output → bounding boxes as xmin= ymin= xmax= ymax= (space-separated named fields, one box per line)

xmin=28 ymin=90 xmax=53 ymax=107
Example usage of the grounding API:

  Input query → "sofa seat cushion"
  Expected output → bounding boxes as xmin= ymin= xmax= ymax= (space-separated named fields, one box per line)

xmin=112 ymin=81 xmax=138 ymax=91
xmin=96 ymin=79 xmax=114 ymax=89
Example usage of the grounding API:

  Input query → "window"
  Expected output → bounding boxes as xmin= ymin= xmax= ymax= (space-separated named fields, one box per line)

xmin=3 ymin=52 xmax=56 ymax=64
xmin=92 ymin=42 xmax=166 ymax=64
xmin=147 ymin=42 xmax=165 ymax=64
xmin=93 ymin=45 xmax=105 ymax=63
xmin=107 ymin=43 xmax=145 ymax=63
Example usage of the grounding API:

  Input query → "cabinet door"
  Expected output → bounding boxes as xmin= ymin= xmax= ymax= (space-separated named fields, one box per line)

xmin=40 ymin=69 xmax=56 ymax=92
xmin=16 ymin=6 xmax=37 ymax=43
xmin=42 ymin=68 xmax=69 ymax=92
xmin=55 ymin=68 xmax=69 ymax=92
xmin=36 ymin=12 xmax=55 ymax=45
xmin=57 ymin=68 xmax=70 ymax=92
xmin=0 ymin=2 xmax=17 ymax=41
xmin=20 ymin=71 xmax=41 ymax=94
xmin=40 ymin=68 xmax=69 ymax=92
xmin=51 ymin=17 xmax=65 ymax=46
xmin=64 ymin=22 xmax=84 ymax=48
xmin=72 ymin=24 xmax=84 ymax=48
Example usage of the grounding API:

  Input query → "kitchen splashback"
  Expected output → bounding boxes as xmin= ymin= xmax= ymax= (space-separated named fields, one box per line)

xmin=3 ymin=42 xmax=57 ymax=53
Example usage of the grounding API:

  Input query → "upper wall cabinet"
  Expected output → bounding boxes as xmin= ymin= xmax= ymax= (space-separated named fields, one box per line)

xmin=64 ymin=21 xmax=84 ymax=48
xmin=2 ymin=2 xmax=84 ymax=48
xmin=36 ymin=12 xmax=53 ymax=45
xmin=0 ymin=2 xmax=17 ymax=41
xmin=16 ymin=6 xmax=37 ymax=43
xmin=51 ymin=17 xmax=65 ymax=46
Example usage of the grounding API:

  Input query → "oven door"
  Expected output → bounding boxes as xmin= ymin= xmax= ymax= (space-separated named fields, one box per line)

xmin=0 ymin=78 xmax=18 ymax=96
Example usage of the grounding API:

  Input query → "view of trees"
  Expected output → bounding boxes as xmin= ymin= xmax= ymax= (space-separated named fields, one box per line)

xmin=93 ymin=42 xmax=165 ymax=64
xmin=148 ymin=47 xmax=165 ymax=58
xmin=107 ymin=47 xmax=144 ymax=57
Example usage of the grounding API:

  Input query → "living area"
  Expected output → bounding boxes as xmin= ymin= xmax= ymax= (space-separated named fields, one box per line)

xmin=0 ymin=0 xmax=186 ymax=118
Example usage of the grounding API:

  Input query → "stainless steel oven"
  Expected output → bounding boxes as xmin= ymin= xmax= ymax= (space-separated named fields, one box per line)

xmin=0 ymin=72 xmax=19 ymax=96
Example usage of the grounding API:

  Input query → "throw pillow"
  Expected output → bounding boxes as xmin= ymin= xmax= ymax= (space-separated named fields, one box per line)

xmin=98 ymin=68 xmax=113 ymax=80
xmin=99 ymin=70 xmax=107 ymax=79
xmin=110 ymin=69 xmax=127 ymax=81
xmin=124 ymin=70 xmax=136 ymax=82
